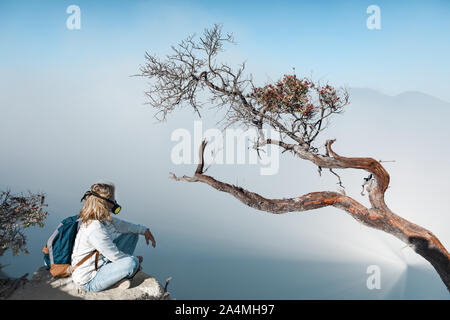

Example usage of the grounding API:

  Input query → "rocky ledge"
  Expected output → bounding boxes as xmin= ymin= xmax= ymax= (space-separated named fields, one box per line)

xmin=6 ymin=266 xmax=166 ymax=300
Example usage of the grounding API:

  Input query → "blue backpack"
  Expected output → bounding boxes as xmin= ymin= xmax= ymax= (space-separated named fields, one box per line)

xmin=42 ymin=215 xmax=98 ymax=278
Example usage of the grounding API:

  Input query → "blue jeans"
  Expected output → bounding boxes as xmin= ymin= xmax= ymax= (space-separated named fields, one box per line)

xmin=80 ymin=233 xmax=140 ymax=292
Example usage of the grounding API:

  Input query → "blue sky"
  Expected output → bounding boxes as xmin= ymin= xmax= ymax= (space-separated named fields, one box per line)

xmin=1 ymin=1 xmax=449 ymax=298
xmin=1 ymin=0 xmax=449 ymax=101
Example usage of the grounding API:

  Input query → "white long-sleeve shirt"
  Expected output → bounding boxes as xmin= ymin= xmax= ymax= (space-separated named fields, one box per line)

xmin=71 ymin=217 xmax=147 ymax=286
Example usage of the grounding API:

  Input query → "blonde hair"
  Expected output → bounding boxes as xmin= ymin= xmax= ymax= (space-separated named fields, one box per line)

xmin=78 ymin=183 xmax=115 ymax=226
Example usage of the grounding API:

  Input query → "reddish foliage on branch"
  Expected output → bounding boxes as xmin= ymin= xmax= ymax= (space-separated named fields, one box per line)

xmin=250 ymin=75 xmax=314 ymax=116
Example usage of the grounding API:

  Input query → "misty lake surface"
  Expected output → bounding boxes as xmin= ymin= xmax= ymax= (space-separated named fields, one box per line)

xmin=1 ymin=214 xmax=448 ymax=300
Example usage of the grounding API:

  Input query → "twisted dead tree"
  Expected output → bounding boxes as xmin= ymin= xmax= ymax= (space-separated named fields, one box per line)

xmin=139 ymin=24 xmax=450 ymax=290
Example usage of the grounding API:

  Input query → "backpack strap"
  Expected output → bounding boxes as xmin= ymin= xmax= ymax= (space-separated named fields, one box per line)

xmin=72 ymin=250 xmax=99 ymax=272
xmin=73 ymin=219 xmax=100 ymax=272
xmin=94 ymin=251 xmax=100 ymax=271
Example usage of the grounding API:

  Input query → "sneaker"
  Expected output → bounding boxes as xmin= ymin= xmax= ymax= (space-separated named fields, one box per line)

xmin=115 ymin=278 xmax=131 ymax=290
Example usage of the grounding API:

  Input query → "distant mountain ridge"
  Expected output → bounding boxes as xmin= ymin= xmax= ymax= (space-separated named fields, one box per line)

xmin=348 ymin=88 xmax=450 ymax=109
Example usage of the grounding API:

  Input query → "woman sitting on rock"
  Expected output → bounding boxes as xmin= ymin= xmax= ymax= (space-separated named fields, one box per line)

xmin=71 ymin=182 xmax=156 ymax=292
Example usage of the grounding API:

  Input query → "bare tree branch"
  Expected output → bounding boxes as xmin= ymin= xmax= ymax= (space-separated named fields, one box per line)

xmin=170 ymin=140 xmax=450 ymax=290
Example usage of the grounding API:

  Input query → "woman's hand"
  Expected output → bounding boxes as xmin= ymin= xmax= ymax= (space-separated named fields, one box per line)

xmin=145 ymin=228 xmax=156 ymax=248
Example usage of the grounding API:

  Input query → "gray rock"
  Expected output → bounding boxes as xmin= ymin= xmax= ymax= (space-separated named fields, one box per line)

xmin=7 ymin=266 xmax=165 ymax=300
